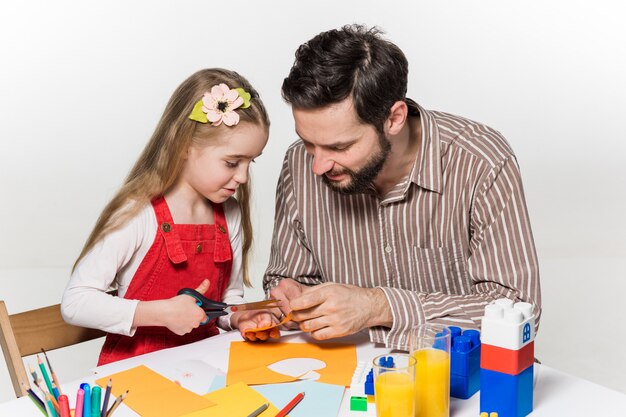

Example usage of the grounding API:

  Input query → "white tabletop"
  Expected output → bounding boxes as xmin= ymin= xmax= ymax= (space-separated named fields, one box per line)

xmin=2 ymin=330 xmax=626 ymax=416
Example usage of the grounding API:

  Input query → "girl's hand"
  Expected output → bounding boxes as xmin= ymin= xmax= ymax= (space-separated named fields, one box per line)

xmin=162 ymin=279 xmax=210 ymax=335
xmin=232 ymin=310 xmax=280 ymax=342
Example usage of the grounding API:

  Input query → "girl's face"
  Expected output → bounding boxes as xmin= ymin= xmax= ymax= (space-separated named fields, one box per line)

xmin=181 ymin=122 xmax=268 ymax=203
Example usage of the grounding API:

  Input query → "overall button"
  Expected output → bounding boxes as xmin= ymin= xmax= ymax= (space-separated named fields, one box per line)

xmin=218 ymin=225 xmax=226 ymax=234
xmin=195 ymin=243 xmax=203 ymax=253
xmin=161 ymin=222 xmax=171 ymax=233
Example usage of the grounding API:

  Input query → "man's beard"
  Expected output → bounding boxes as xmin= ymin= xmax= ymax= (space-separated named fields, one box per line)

xmin=322 ymin=133 xmax=391 ymax=195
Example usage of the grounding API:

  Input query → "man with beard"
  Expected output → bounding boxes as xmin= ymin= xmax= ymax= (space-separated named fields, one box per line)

xmin=264 ymin=25 xmax=541 ymax=350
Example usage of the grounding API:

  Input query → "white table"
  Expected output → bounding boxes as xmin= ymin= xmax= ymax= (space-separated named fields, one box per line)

xmin=2 ymin=330 xmax=626 ymax=416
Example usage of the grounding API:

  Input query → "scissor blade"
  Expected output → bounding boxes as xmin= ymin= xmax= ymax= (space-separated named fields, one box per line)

xmin=227 ymin=299 xmax=281 ymax=312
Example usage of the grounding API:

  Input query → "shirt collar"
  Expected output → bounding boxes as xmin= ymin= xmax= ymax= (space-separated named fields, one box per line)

xmin=409 ymin=102 xmax=443 ymax=194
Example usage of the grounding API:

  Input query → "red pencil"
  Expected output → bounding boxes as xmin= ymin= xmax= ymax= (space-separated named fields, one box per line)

xmin=274 ymin=391 xmax=305 ymax=417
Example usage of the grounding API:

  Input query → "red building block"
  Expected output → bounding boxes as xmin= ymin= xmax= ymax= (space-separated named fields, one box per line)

xmin=481 ymin=341 xmax=534 ymax=375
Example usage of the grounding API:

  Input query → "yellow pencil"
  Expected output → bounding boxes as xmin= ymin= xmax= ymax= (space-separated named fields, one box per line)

xmin=105 ymin=390 xmax=128 ymax=417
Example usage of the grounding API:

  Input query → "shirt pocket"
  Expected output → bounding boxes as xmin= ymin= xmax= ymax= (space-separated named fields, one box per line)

xmin=412 ymin=244 xmax=469 ymax=294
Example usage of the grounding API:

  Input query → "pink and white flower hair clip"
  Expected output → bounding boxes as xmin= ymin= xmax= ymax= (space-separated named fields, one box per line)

xmin=189 ymin=83 xmax=252 ymax=126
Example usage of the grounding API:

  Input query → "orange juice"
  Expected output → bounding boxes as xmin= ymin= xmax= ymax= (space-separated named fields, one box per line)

xmin=375 ymin=372 xmax=415 ymax=417
xmin=412 ymin=348 xmax=450 ymax=417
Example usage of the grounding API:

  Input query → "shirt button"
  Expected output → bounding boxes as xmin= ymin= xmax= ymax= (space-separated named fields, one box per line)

xmin=385 ymin=245 xmax=392 ymax=253
xmin=161 ymin=222 xmax=171 ymax=233
xmin=195 ymin=243 xmax=203 ymax=253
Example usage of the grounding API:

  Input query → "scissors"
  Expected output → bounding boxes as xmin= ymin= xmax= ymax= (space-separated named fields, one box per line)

xmin=178 ymin=287 xmax=282 ymax=324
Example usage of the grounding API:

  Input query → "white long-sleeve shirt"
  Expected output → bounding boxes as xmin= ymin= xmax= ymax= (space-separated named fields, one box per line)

xmin=61 ymin=198 xmax=244 ymax=336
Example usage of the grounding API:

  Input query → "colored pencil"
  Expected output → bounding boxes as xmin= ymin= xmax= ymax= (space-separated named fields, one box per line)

xmin=105 ymin=390 xmax=128 ymax=417
xmin=247 ymin=402 xmax=269 ymax=417
xmin=22 ymin=382 xmax=46 ymax=415
xmin=37 ymin=355 xmax=54 ymax=397
xmin=100 ymin=379 xmax=112 ymax=417
xmin=274 ymin=392 xmax=305 ymax=417
xmin=41 ymin=348 xmax=63 ymax=395
xmin=46 ymin=393 xmax=60 ymax=417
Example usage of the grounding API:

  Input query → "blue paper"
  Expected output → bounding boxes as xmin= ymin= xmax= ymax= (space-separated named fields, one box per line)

xmin=253 ymin=380 xmax=344 ymax=417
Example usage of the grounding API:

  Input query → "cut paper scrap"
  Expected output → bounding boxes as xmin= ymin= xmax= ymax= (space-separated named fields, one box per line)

xmin=267 ymin=358 xmax=326 ymax=380
xmin=95 ymin=365 xmax=215 ymax=417
xmin=181 ymin=381 xmax=280 ymax=417
xmin=227 ymin=341 xmax=357 ymax=386
xmin=244 ymin=312 xmax=293 ymax=333
xmin=253 ymin=380 xmax=345 ymax=417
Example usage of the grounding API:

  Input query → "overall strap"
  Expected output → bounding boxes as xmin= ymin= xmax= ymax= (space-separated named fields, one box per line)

xmin=151 ymin=197 xmax=187 ymax=264
xmin=211 ymin=202 xmax=232 ymax=263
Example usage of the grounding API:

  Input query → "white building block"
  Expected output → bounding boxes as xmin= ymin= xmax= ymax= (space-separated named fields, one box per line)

xmin=480 ymin=299 xmax=535 ymax=350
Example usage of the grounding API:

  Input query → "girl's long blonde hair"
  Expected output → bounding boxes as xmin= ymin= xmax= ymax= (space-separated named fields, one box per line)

xmin=73 ymin=68 xmax=270 ymax=287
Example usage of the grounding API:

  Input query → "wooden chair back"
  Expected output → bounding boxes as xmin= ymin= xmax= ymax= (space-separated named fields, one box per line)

xmin=0 ymin=300 xmax=105 ymax=397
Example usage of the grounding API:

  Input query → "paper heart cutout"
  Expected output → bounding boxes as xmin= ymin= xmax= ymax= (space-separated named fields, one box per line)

xmin=267 ymin=357 xmax=327 ymax=381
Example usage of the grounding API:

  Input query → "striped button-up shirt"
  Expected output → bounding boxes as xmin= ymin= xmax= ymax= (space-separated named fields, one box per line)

xmin=264 ymin=103 xmax=541 ymax=350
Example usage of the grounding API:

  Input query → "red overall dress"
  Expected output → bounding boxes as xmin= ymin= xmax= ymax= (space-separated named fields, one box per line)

xmin=98 ymin=196 xmax=232 ymax=365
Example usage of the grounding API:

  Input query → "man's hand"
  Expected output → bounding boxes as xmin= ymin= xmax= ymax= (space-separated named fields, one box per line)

xmin=231 ymin=310 xmax=281 ymax=342
xmin=289 ymin=283 xmax=392 ymax=340
xmin=269 ymin=278 xmax=304 ymax=330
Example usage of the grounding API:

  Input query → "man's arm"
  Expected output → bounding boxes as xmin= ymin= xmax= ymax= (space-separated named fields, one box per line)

xmin=263 ymin=152 xmax=325 ymax=300
xmin=377 ymin=155 xmax=541 ymax=349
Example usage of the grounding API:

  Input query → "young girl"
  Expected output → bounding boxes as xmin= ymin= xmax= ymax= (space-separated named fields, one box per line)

xmin=61 ymin=68 xmax=279 ymax=365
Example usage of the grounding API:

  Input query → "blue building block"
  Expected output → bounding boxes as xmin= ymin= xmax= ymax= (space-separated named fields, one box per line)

xmin=451 ymin=332 xmax=481 ymax=376
xmin=451 ymin=369 xmax=480 ymax=399
xmin=480 ymin=365 xmax=533 ymax=417
xmin=364 ymin=369 xmax=375 ymax=396
xmin=449 ymin=328 xmax=481 ymax=399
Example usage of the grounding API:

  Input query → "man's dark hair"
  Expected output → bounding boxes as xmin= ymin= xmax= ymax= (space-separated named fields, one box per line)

xmin=282 ymin=24 xmax=409 ymax=133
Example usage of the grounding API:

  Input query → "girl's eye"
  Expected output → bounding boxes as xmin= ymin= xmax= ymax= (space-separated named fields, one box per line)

xmin=225 ymin=161 xmax=239 ymax=168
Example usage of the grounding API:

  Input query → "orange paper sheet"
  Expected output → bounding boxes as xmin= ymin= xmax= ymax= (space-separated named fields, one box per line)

xmin=227 ymin=341 xmax=357 ymax=386
xmin=95 ymin=365 xmax=215 ymax=417
xmin=244 ymin=312 xmax=293 ymax=333
xmin=182 ymin=381 xmax=279 ymax=417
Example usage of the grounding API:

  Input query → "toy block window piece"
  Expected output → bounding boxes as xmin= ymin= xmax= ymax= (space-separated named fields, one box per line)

xmin=481 ymin=300 xmax=535 ymax=350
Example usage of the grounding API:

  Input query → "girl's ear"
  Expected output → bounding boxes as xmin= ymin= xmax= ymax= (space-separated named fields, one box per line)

xmin=385 ymin=101 xmax=408 ymax=136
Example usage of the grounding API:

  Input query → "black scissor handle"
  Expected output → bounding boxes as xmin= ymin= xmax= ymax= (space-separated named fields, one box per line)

xmin=178 ymin=288 xmax=228 ymax=324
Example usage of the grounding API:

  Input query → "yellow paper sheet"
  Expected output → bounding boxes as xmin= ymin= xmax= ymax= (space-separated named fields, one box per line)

xmin=227 ymin=341 xmax=357 ymax=387
xmin=95 ymin=365 xmax=215 ymax=417
xmin=182 ymin=381 xmax=279 ymax=417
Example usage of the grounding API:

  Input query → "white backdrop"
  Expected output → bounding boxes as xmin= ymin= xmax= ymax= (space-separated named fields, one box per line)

xmin=1 ymin=0 xmax=625 ymax=402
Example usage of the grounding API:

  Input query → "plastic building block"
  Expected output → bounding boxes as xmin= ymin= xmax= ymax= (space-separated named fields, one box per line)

xmin=480 ymin=365 xmax=533 ymax=417
xmin=364 ymin=369 xmax=374 ymax=395
xmin=481 ymin=341 xmax=534 ymax=375
xmin=449 ymin=327 xmax=481 ymax=399
xmin=350 ymin=361 xmax=369 ymax=397
xmin=481 ymin=299 xmax=535 ymax=350
xmin=450 ymin=370 xmax=480 ymax=399
xmin=350 ymin=396 xmax=368 ymax=411
xmin=451 ymin=332 xmax=481 ymax=376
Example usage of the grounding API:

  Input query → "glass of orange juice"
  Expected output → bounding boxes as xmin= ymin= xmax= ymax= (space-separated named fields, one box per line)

xmin=372 ymin=353 xmax=416 ymax=417
xmin=409 ymin=324 xmax=451 ymax=417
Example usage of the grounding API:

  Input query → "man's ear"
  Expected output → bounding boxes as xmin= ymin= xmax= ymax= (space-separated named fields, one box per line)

xmin=385 ymin=101 xmax=408 ymax=136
